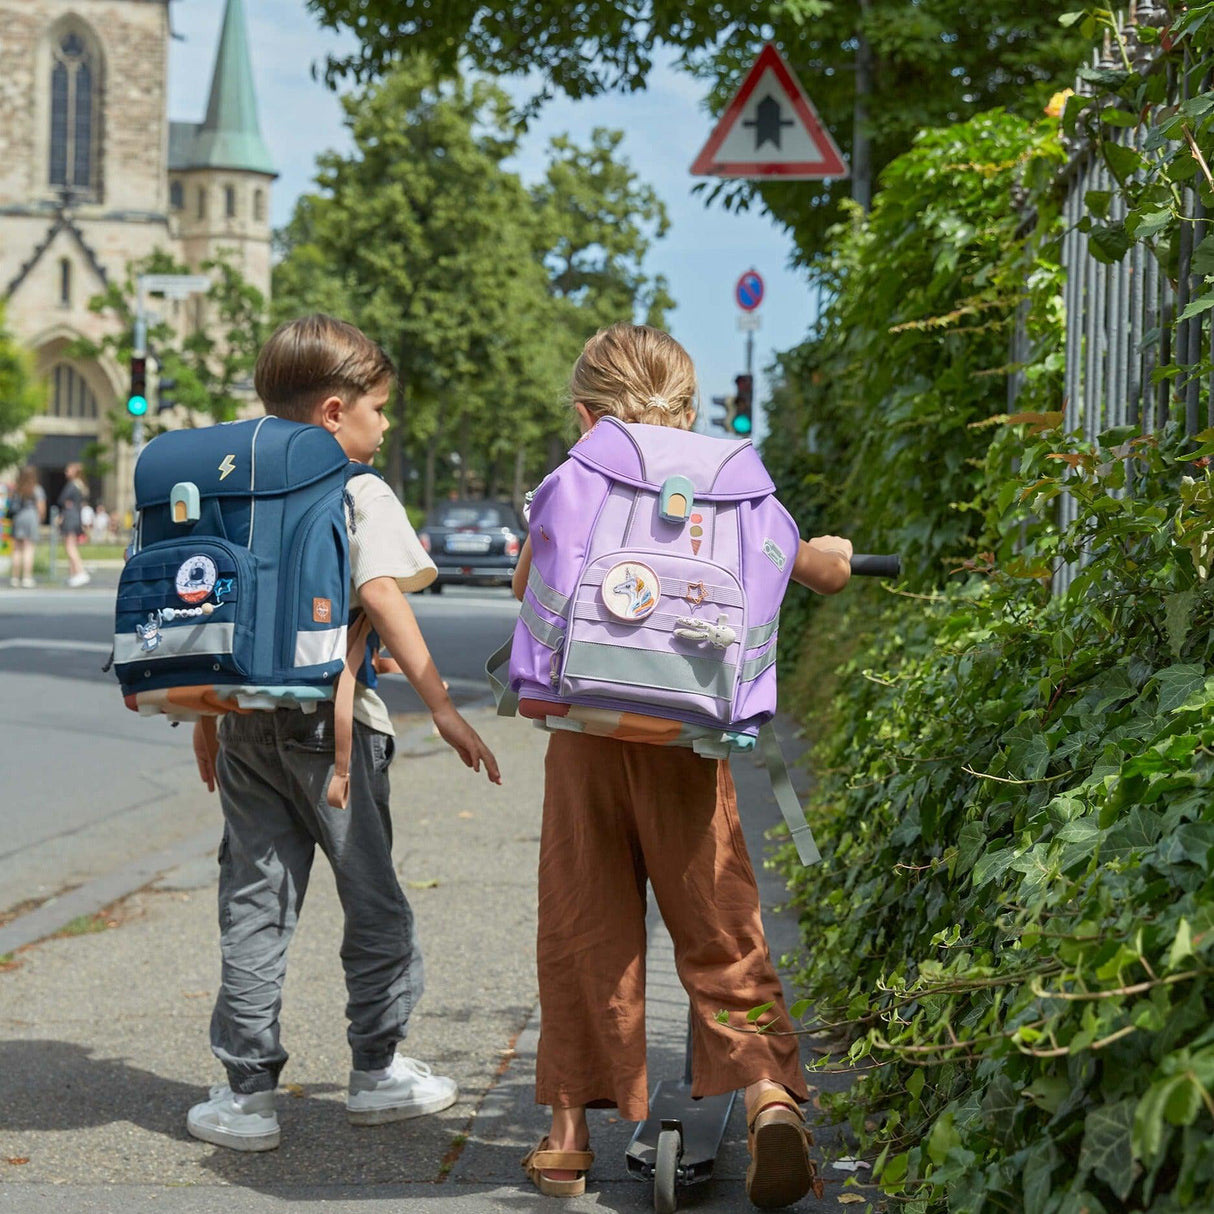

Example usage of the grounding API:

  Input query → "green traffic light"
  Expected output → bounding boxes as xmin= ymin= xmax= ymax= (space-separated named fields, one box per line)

xmin=127 ymin=394 xmax=149 ymax=417
xmin=731 ymin=416 xmax=752 ymax=435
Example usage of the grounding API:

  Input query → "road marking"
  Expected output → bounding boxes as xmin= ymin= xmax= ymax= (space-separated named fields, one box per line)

xmin=0 ymin=638 xmax=112 ymax=653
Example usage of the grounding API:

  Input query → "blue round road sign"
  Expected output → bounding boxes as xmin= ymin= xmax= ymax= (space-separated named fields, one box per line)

xmin=735 ymin=269 xmax=764 ymax=312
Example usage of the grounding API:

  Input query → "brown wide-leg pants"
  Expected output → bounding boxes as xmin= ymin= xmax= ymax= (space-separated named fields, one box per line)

xmin=535 ymin=731 xmax=809 ymax=1122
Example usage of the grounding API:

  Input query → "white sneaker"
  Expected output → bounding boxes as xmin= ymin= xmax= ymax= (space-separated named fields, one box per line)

xmin=347 ymin=1054 xmax=458 ymax=1125
xmin=66 ymin=571 xmax=91 ymax=588
xmin=20 ymin=578 xmax=35 ymax=589
xmin=8 ymin=577 xmax=17 ymax=589
xmin=186 ymin=1084 xmax=280 ymax=1151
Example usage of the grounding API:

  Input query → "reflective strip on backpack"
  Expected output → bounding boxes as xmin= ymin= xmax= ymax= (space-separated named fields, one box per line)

xmin=563 ymin=640 xmax=733 ymax=701
xmin=580 ymin=566 xmax=745 ymax=610
xmin=745 ymin=615 xmax=780 ymax=648
xmin=113 ymin=622 xmax=236 ymax=665
xmin=527 ymin=566 xmax=570 ymax=616
xmin=520 ymin=597 xmax=565 ymax=650
xmin=741 ymin=645 xmax=777 ymax=683
xmin=294 ymin=624 xmax=348 ymax=668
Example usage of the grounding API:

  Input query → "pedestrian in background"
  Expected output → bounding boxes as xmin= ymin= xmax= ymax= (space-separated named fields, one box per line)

xmin=7 ymin=466 xmax=45 ymax=589
xmin=57 ymin=461 xmax=90 ymax=587
xmin=91 ymin=503 xmax=111 ymax=544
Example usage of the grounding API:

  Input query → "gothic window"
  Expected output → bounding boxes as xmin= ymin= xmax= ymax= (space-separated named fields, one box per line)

xmin=48 ymin=364 xmax=98 ymax=419
xmin=59 ymin=258 xmax=71 ymax=307
xmin=225 ymin=185 xmax=237 ymax=218
xmin=170 ymin=180 xmax=184 ymax=211
xmin=49 ymin=31 xmax=99 ymax=196
xmin=253 ymin=189 xmax=266 ymax=222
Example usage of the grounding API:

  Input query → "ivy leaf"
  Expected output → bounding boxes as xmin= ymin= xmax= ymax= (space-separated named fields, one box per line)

xmin=980 ymin=1074 xmax=1019 ymax=1145
xmin=1101 ymin=140 xmax=1145 ymax=181
xmin=1164 ymin=589 xmax=1198 ymax=657
xmin=1079 ymin=1100 xmax=1136 ymax=1200
xmin=1193 ymin=233 xmax=1214 ymax=277
xmin=955 ymin=820 xmax=985 ymax=874
xmin=1154 ymin=664 xmax=1206 ymax=712
xmin=1168 ymin=917 xmax=1194 ymax=969
xmin=746 ymin=1001 xmax=775 ymax=1022
xmin=1023 ymin=1139 xmax=1060 ymax=1210
xmin=1088 ymin=222 xmax=1132 ymax=263
xmin=1177 ymin=292 xmax=1214 ymax=322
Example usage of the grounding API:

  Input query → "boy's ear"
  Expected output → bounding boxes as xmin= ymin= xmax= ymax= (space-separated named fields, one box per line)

xmin=315 ymin=394 xmax=345 ymax=435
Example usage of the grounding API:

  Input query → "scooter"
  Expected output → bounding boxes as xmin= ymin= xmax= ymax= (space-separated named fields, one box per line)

xmin=626 ymin=553 xmax=902 ymax=1213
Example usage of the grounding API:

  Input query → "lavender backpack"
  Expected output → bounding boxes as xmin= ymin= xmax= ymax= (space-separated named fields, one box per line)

xmin=488 ymin=417 xmax=819 ymax=864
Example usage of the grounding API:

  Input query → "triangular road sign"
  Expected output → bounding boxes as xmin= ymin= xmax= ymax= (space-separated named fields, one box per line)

xmin=691 ymin=43 xmax=849 ymax=181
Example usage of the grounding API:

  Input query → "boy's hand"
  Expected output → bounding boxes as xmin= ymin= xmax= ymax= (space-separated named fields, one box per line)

xmin=432 ymin=704 xmax=502 ymax=784
xmin=192 ymin=718 xmax=219 ymax=793
xmin=791 ymin=535 xmax=853 ymax=594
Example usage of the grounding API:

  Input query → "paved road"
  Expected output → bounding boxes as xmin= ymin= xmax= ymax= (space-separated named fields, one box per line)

xmin=0 ymin=585 xmax=520 ymax=920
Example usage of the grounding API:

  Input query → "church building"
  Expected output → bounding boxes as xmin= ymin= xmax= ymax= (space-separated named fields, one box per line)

xmin=0 ymin=0 xmax=274 ymax=515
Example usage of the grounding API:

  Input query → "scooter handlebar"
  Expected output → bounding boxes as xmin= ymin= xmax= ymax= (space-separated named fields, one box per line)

xmin=849 ymin=553 xmax=902 ymax=578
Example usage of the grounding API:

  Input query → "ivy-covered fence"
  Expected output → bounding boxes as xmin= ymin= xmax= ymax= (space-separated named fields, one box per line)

xmin=1015 ymin=3 xmax=1214 ymax=591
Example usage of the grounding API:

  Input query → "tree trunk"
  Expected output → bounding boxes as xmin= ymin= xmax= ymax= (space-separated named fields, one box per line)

xmin=512 ymin=445 xmax=527 ymax=515
xmin=853 ymin=0 xmax=874 ymax=213
xmin=457 ymin=447 xmax=469 ymax=497
xmin=424 ymin=440 xmax=438 ymax=514
xmin=486 ymin=456 xmax=500 ymax=501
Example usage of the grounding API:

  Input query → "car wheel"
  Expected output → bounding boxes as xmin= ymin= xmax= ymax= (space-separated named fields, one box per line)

xmin=428 ymin=583 xmax=443 ymax=595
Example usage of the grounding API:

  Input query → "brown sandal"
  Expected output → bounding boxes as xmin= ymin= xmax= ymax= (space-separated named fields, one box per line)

xmin=745 ymin=1088 xmax=817 ymax=1210
xmin=521 ymin=1136 xmax=595 ymax=1198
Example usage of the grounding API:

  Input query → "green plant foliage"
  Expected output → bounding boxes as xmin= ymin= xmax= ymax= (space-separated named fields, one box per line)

xmin=0 ymin=303 xmax=44 ymax=469
xmin=772 ymin=9 xmax=1214 ymax=1211
xmin=763 ymin=109 xmax=1067 ymax=592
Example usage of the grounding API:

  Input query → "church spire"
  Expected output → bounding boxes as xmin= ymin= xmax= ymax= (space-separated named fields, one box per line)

xmin=191 ymin=0 xmax=275 ymax=176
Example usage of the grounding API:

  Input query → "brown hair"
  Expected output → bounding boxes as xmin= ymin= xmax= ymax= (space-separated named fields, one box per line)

xmin=569 ymin=323 xmax=697 ymax=430
xmin=254 ymin=314 xmax=396 ymax=421
xmin=15 ymin=466 xmax=38 ymax=497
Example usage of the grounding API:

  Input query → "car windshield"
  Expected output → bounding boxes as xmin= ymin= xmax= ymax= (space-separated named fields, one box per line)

xmin=432 ymin=504 xmax=513 ymax=530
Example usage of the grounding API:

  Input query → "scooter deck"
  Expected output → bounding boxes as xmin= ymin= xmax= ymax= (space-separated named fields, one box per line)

xmin=625 ymin=1080 xmax=738 ymax=1185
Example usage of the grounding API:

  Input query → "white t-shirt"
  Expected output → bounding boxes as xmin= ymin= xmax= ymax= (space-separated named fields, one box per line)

xmin=346 ymin=473 xmax=437 ymax=735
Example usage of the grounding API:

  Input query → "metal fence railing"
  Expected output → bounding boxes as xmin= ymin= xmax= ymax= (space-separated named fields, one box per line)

xmin=1011 ymin=3 xmax=1212 ymax=591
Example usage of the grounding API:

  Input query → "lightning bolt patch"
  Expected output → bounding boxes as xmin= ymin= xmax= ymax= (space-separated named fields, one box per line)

xmin=218 ymin=454 xmax=237 ymax=481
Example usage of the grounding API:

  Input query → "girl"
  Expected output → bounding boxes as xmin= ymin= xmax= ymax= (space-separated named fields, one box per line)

xmin=8 ymin=466 xmax=45 ymax=589
xmin=513 ymin=324 xmax=852 ymax=1209
xmin=58 ymin=461 xmax=90 ymax=587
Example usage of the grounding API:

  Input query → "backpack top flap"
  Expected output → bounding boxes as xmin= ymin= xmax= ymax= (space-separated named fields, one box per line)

xmin=567 ymin=415 xmax=773 ymax=501
xmin=134 ymin=416 xmax=348 ymax=509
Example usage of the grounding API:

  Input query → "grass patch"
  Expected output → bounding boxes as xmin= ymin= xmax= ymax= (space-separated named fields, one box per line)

xmin=54 ymin=911 xmax=118 ymax=938
xmin=437 ymin=1132 xmax=468 ymax=1181
xmin=0 ymin=952 xmax=18 ymax=973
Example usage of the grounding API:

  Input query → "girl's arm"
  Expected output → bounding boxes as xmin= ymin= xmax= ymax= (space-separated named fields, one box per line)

xmin=359 ymin=576 xmax=502 ymax=783
xmin=511 ymin=536 xmax=533 ymax=602
xmin=790 ymin=536 xmax=853 ymax=595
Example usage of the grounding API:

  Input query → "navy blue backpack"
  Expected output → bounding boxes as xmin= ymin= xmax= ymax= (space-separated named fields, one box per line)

xmin=114 ymin=416 xmax=378 ymax=806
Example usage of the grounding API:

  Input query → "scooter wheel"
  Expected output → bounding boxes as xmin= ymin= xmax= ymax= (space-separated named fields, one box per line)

xmin=654 ymin=1127 xmax=680 ymax=1213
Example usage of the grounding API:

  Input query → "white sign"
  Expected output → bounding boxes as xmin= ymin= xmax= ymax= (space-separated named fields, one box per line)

xmin=737 ymin=314 xmax=762 ymax=332
xmin=140 ymin=273 xmax=212 ymax=300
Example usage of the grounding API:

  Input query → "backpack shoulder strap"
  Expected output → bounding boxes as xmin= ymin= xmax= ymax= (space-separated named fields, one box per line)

xmin=486 ymin=636 xmax=518 ymax=717
xmin=757 ymin=723 xmax=821 ymax=866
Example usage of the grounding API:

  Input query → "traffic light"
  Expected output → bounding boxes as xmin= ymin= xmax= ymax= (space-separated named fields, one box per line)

xmin=127 ymin=354 xmax=148 ymax=417
xmin=732 ymin=374 xmax=753 ymax=435
xmin=710 ymin=394 xmax=736 ymax=432
xmin=156 ymin=376 xmax=178 ymax=413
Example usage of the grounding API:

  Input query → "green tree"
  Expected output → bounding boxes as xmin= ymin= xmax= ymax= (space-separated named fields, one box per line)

xmin=304 ymin=0 xmax=1084 ymax=258
xmin=0 ymin=304 xmax=45 ymax=469
xmin=273 ymin=62 xmax=675 ymax=506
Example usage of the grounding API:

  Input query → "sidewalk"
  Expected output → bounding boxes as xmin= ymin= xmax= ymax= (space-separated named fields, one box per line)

xmin=0 ymin=710 xmax=848 ymax=1212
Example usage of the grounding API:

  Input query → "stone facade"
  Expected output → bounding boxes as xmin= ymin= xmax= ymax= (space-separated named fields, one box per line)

xmin=0 ymin=0 xmax=273 ymax=518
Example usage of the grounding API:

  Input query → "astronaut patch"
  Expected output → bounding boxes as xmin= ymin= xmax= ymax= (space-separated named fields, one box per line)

xmin=175 ymin=554 xmax=218 ymax=604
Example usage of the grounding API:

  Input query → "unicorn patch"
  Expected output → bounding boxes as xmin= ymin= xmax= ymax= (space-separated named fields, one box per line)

xmin=602 ymin=561 xmax=661 ymax=622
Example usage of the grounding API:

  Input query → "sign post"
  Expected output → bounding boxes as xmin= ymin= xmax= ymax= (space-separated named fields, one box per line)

xmin=734 ymin=269 xmax=764 ymax=382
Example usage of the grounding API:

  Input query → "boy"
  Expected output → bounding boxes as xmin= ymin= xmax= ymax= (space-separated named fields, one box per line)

xmin=187 ymin=315 xmax=500 ymax=1151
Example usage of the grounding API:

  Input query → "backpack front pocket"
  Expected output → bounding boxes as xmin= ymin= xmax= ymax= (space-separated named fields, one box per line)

xmin=114 ymin=538 xmax=256 ymax=690
xmin=559 ymin=550 xmax=747 ymax=725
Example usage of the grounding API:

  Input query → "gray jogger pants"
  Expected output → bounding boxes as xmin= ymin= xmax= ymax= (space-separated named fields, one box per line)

xmin=209 ymin=705 xmax=424 ymax=1094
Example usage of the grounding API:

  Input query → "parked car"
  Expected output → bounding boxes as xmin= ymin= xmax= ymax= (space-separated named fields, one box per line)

xmin=418 ymin=499 xmax=524 ymax=592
